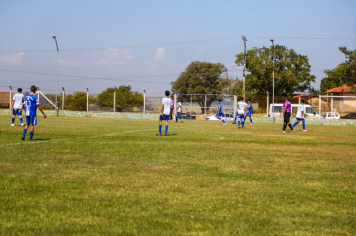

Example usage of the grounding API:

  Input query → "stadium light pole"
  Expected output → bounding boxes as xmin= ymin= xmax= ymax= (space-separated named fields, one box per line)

xmin=62 ymin=86 xmax=65 ymax=112
xmin=9 ymin=85 xmax=12 ymax=109
xmin=86 ymin=87 xmax=89 ymax=114
xmin=52 ymin=36 xmax=59 ymax=117
xmin=143 ymin=88 xmax=146 ymax=114
xmin=242 ymin=36 xmax=247 ymax=100
xmin=270 ymin=39 xmax=275 ymax=123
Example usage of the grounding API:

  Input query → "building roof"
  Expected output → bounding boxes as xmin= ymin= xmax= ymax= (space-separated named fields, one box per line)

xmin=0 ymin=92 xmax=10 ymax=104
xmin=326 ymin=84 xmax=356 ymax=93
xmin=292 ymin=94 xmax=316 ymax=99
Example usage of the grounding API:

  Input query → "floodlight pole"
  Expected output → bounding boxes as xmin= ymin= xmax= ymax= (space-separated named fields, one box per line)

xmin=9 ymin=85 xmax=12 ymax=109
xmin=143 ymin=88 xmax=146 ymax=114
xmin=114 ymin=88 xmax=116 ymax=112
xmin=242 ymin=36 xmax=247 ymax=100
xmin=52 ymin=36 xmax=59 ymax=117
xmin=62 ymin=86 xmax=65 ymax=112
xmin=86 ymin=87 xmax=89 ymax=114
xmin=270 ymin=39 xmax=275 ymax=123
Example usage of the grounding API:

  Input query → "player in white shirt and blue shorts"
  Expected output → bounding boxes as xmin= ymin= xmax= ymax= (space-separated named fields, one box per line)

xmin=11 ymin=88 xmax=25 ymax=126
xmin=176 ymin=99 xmax=183 ymax=123
xmin=157 ymin=90 xmax=173 ymax=136
xmin=292 ymin=99 xmax=307 ymax=132
xmin=236 ymin=97 xmax=249 ymax=128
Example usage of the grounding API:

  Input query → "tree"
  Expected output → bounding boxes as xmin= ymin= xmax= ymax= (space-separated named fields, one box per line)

xmin=171 ymin=61 xmax=229 ymax=112
xmin=97 ymin=86 xmax=143 ymax=112
xmin=50 ymin=92 xmax=95 ymax=111
xmin=320 ymin=47 xmax=356 ymax=93
xmin=235 ymin=45 xmax=316 ymax=96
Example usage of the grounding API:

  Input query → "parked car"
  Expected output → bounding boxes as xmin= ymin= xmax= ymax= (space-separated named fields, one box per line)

xmin=263 ymin=103 xmax=320 ymax=119
xmin=206 ymin=113 xmax=234 ymax=121
xmin=340 ymin=112 xmax=356 ymax=119
xmin=179 ymin=113 xmax=196 ymax=120
xmin=320 ymin=112 xmax=340 ymax=119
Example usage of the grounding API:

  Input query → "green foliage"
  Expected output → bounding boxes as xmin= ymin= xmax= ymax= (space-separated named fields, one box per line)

xmin=97 ymin=86 xmax=143 ymax=112
xmin=171 ymin=61 xmax=229 ymax=112
xmin=50 ymin=92 xmax=95 ymax=111
xmin=320 ymin=47 xmax=356 ymax=93
xmin=235 ymin=45 xmax=316 ymax=95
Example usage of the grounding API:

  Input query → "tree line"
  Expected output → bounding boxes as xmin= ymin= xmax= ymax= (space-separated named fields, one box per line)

xmin=49 ymin=85 xmax=143 ymax=111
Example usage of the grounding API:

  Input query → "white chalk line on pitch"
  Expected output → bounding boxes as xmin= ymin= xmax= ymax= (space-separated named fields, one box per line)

xmin=0 ymin=126 xmax=196 ymax=148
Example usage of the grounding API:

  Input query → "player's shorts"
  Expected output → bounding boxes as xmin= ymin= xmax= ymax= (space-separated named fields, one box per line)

xmin=246 ymin=111 xmax=252 ymax=117
xmin=296 ymin=118 xmax=305 ymax=122
xmin=216 ymin=112 xmax=223 ymax=117
xmin=26 ymin=116 xmax=37 ymax=125
xmin=12 ymin=109 xmax=22 ymax=116
xmin=176 ymin=112 xmax=181 ymax=118
xmin=284 ymin=112 xmax=291 ymax=123
xmin=159 ymin=115 xmax=170 ymax=121
xmin=238 ymin=113 xmax=245 ymax=119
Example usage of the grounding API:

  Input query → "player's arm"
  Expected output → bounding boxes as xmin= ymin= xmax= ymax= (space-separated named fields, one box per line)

xmin=10 ymin=100 xmax=14 ymax=110
xmin=160 ymin=103 xmax=164 ymax=116
xmin=37 ymin=105 xmax=46 ymax=118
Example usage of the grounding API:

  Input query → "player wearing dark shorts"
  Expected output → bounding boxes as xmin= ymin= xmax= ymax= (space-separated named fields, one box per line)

xmin=282 ymin=96 xmax=294 ymax=133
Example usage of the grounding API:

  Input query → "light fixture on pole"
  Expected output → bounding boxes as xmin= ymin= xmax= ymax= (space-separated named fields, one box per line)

xmin=270 ymin=39 xmax=275 ymax=123
xmin=9 ymin=85 xmax=12 ymax=109
xmin=62 ymin=86 xmax=65 ymax=112
xmin=86 ymin=87 xmax=89 ymax=114
xmin=143 ymin=88 xmax=146 ymax=114
xmin=52 ymin=36 xmax=59 ymax=116
xmin=241 ymin=36 xmax=247 ymax=100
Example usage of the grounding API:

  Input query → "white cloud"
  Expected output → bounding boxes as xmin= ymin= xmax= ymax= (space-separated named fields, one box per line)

xmin=0 ymin=52 xmax=25 ymax=65
xmin=58 ymin=58 xmax=83 ymax=67
xmin=154 ymin=48 xmax=165 ymax=60
xmin=86 ymin=48 xmax=135 ymax=66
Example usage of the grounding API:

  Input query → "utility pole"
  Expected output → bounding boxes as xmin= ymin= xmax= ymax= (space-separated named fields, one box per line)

xmin=242 ymin=36 xmax=247 ymax=100
xmin=52 ymin=36 xmax=59 ymax=116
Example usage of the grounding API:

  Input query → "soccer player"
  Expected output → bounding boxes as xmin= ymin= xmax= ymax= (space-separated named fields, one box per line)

xmin=236 ymin=97 xmax=249 ymax=128
xmin=176 ymin=98 xmax=183 ymax=122
xmin=170 ymin=96 xmax=174 ymax=120
xmin=232 ymin=97 xmax=240 ymax=124
xmin=214 ymin=99 xmax=226 ymax=125
xmin=245 ymin=99 xmax=253 ymax=125
xmin=21 ymin=86 xmax=46 ymax=141
xmin=281 ymin=96 xmax=294 ymax=133
xmin=157 ymin=90 xmax=173 ymax=136
xmin=11 ymin=88 xmax=25 ymax=126
xmin=292 ymin=99 xmax=307 ymax=131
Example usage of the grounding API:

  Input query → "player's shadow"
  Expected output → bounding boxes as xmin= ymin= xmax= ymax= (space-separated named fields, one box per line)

xmin=163 ymin=134 xmax=178 ymax=136
xmin=32 ymin=138 xmax=50 ymax=141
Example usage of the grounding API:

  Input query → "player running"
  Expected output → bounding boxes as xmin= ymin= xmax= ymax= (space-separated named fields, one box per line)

xmin=11 ymin=88 xmax=25 ymax=126
xmin=214 ymin=99 xmax=226 ymax=125
xmin=176 ymin=98 xmax=183 ymax=123
xmin=281 ymin=96 xmax=294 ymax=133
xmin=21 ymin=86 xmax=46 ymax=141
xmin=157 ymin=90 xmax=173 ymax=136
xmin=292 ymin=99 xmax=307 ymax=132
xmin=236 ymin=97 xmax=249 ymax=128
xmin=245 ymin=98 xmax=253 ymax=125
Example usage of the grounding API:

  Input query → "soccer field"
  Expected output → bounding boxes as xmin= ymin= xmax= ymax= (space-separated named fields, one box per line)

xmin=0 ymin=116 xmax=355 ymax=235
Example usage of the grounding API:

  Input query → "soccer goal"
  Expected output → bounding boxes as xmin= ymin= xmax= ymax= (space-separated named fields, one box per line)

xmin=318 ymin=95 xmax=356 ymax=124
xmin=35 ymin=90 xmax=60 ymax=112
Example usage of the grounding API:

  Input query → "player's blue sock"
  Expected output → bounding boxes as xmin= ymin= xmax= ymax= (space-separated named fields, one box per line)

xmin=22 ymin=129 xmax=27 ymax=137
xmin=159 ymin=125 xmax=162 ymax=134
xmin=20 ymin=118 xmax=23 ymax=124
xmin=250 ymin=119 xmax=253 ymax=123
xmin=293 ymin=122 xmax=299 ymax=127
xmin=30 ymin=132 xmax=34 ymax=139
xmin=218 ymin=117 xmax=221 ymax=120
xmin=302 ymin=121 xmax=305 ymax=130
xmin=222 ymin=120 xmax=226 ymax=124
xmin=234 ymin=117 xmax=237 ymax=123
xmin=282 ymin=124 xmax=286 ymax=130
xmin=238 ymin=121 xmax=240 ymax=127
xmin=241 ymin=120 xmax=245 ymax=128
xmin=12 ymin=118 xmax=15 ymax=124
xmin=165 ymin=125 xmax=168 ymax=134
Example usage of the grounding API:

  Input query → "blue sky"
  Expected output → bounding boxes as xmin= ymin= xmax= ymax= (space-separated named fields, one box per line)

xmin=0 ymin=0 xmax=355 ymax=96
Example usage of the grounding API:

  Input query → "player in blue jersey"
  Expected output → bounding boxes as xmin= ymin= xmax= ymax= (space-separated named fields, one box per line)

xmin=157 ymin=90 xmax=173 ymax=136
xmin=11 ymin=88 xmax=25 ymax=126
xmin=244 ymin=99 xmax=253 ymax=125
xmin=21 ymin=86 xmax=46 ymax=141
xmin=214 ymin=99 xmax=226 ymax=125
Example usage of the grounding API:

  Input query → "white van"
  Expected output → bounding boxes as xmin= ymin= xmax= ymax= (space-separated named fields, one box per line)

xmin=267 ymin=103 xmax=320 ymax=119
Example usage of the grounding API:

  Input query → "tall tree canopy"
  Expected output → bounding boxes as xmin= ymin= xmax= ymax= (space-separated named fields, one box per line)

xmin=235 ymin=45 xmax=316 ymax=95
xmin=50 ymin=92 xmax=95 ymax=111
xmin=171 ymin=61 xmax=229 ymax=112
xmin=320 ymin=47 xmax=356 ymax=93
xmin=97 ymin=85 xmax=143 ymax=112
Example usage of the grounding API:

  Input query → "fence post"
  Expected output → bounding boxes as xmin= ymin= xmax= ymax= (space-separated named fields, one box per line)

xmin=191 ymin=94 xmax=192 ymax=116
xmin=62 ymin=87 xmax=65 ymax=113
xmin=204 ymin=94 xmax=207 ymax=121
xmin=267 ymin=92 xmax=269 ymax=117
xmin=174 ymin=93 xmax=177 ymax=120
xmin=331 ymin=93 xmax=333 ymax=112
xmin=9 ymin=85 xmax=12 ymax=109
xmin=319 ymin=95 xmax=321 ymax=125
xmin=37 ymin=86 xmax=40 ymax=105
xmin=114 ymin=88 xmax=116 ymax=112
xmin=86 ymin=87 xmax=89 ymax=115
xmin=234 ymin=95 xmax=237 ymax=118
xmin=143 ymin=88 xmax=146 ymax=114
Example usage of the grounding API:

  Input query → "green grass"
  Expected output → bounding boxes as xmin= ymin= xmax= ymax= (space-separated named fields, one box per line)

xmin=0 ymin=115 xmax=356 ymax=235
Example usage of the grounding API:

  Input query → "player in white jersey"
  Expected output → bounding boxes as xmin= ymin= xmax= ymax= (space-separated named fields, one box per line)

xmin=236 ymin=97 xmax=249 ymax=128
xmin=292 ymin=99 xmax=307 ymax=131
xmin=157 ymin=90 xmax=173 ymax=136
xmin=11 ymin=88 xmax=25 ymax=126
xmin=176 ymin=99 xmax=183 ymax=122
